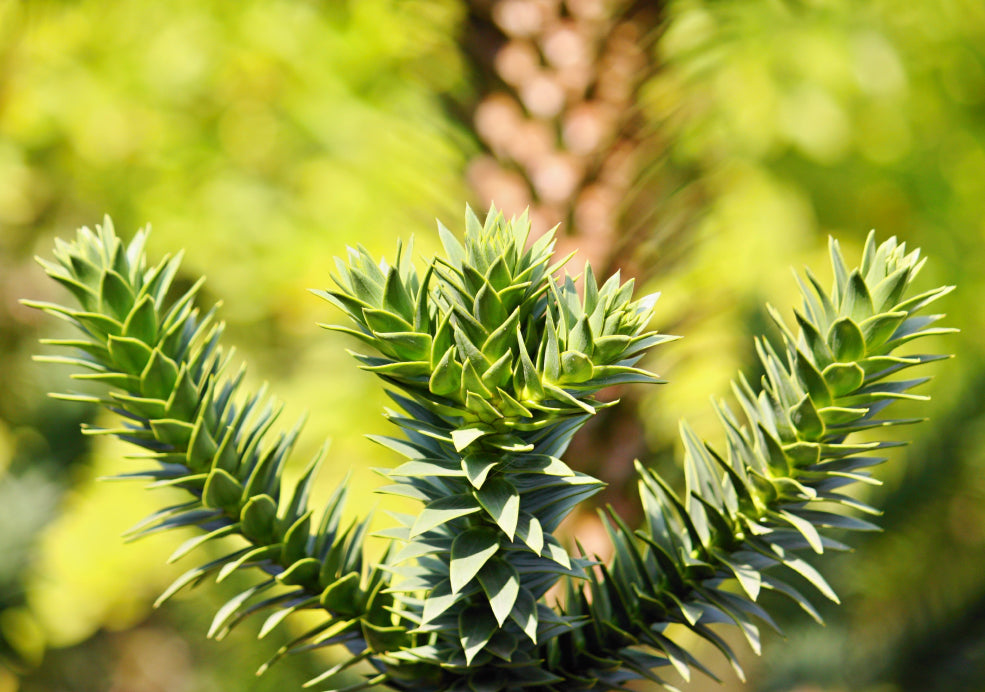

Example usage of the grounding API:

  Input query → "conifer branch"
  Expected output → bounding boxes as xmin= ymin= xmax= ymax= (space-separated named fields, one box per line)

xmin=29 ymin=214 xmax=953 ymax=691
xmin=24 ymin=219 xmax=394 ymax=685
xmin=545 ymin=233 xmax=955 ymax=690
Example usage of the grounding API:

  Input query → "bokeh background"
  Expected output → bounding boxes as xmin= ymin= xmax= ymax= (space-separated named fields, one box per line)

xmin=0 ymin=0 xmax=983 ymax=690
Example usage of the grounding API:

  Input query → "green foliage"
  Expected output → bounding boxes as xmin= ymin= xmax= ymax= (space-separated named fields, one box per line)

xmin=23 ymin=220 xmax=388 ymax=683
xmin=28 ymin=211 xmax=951 ymax=690
xmin=317 ymin=208 xmax=673 ymax=684
xmin=549 ymin=234 xmax=953 ymax=689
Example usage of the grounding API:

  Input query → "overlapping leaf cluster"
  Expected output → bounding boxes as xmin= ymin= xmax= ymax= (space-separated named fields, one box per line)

xmin=320 ymin=207 xmax=668 ymax=431
xmin=318 ymin=208 xmax=673 ymax=688
xmin=538 ymin=235 xmax=954 ymax=690
xmin=30 ymin=213 xmax=952 ymax=692
xmin=23 ymin=220 xmax=393 ymax=688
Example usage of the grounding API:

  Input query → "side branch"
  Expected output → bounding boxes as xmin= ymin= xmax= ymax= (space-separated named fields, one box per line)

xmin=547 ymin=233 xmax=955 ymax=690
xmin=26 ymin=219 xmax=397 ymax=687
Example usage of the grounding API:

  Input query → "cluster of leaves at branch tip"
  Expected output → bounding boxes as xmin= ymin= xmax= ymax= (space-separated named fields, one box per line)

xmin=316 ymin=206 xmax=675 ymax=670
xmin=318 ymin=205 xmax=669 ymax=434
xmin=26 ymin=209 xmax=953 ymax=692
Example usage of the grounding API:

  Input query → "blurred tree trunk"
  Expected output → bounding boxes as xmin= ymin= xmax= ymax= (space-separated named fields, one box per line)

xmin=458 ymin=0 xmax=704 ymax=527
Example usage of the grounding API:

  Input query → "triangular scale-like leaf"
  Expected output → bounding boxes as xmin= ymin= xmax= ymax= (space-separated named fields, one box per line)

xmin=256 ymin=619 xmax=345 ymax=676
xmin=280 ymin=511 xmax=312 ymax=566
xmin=240 ymin=494 xmax=277 ymax=544
xmin=410 ymin=495 xmax=481 ymax=537
xmin=568 ymin=315 xmax=593 ymax=355
xmin=859 ymin=311 xmax=907 ymax=351
xmin=559 ymin=350 xmax=594 ymax=384
xmin=891 ymin=283 xmax=953 ymax=315
xmin=662 ymin=591 xmax=703 ymax=627
xmin=365 ymin=434 xmax=432 ymax=460
xmin=474 ymin=280 xmax=507 ymax=327
xmin=107 ymin=334 xmax=154 ymax=373
xmin=202 ymin=467 xmax=243 ymax=512
xmin=842 ymin=269 xmax=874 ymax=323
xmin=508 ymin=587 xmax=539 ymax=643
xmin=257 ymin=595 xmax=316 ymax=639
xmin=122 ymin=294 xmax=159 ymax=344
xmin=761 ymin=575 xmax=823 ymax=624
xmin=465 ymin=390 xmax=503 ymax=420
xmin=860 ymin=230 xmax=879 ymax=278
xmin=542 ymin=536 xmax=571 ymax=570
xmin=822 ymin=362 xmax=865 ymax=397
xmin=819 ymin=405 xmax=868 ymax=426
xmin=463 ymin=452 xmax=499 ymax=488
xmin=376 ymin=484 xmax=430 ymax=502
xmin=277 ymin=558 xmax=321 ymax=587
xmin=761 ymin=544 xmax=840 ymax=603
xmin=362 ymin=307 xmax=413 ymax=335
xmin=507 ymin=454 xmax=574 ymax=476
xmin=382 ymin=267 xmax=415 ymax=320
xmin=99 ymin=268 xmax=135 ymax=319
xmin=827 ymin=317 xmax=866 ymax=362
xmin=712 ymin=550 xmax=762 ymax=601
xmin=796 ymin=349 xmax=830 ymax=406
xmin=481 ymin=307 xmax=521 ymax=362
xmin=542 ymin=382 xmax=595 ymax=415
xmin=796 ymin=509 xmax=881 ymax=532
xmin=168 ymin=523 xmax=237 ymax=564
xmin=514 ymin=513 xmax=544 ymax=554
xmin=795 ymin=309 xmax=833 ymax=367
xmin=207 ymin=579 xmax=276 ymax=639
xmin=359 ymin=619 xmax=405 ymax=654
xmin=647 ymin=629 xmax=705 ymax=683
xmin=110 ymin=391 xmax=167 ymax=420
xmin=300 ymin=650 xmax=374 ymax=689
xmin=154 ymin=550 xmax=249 ymax=608
xmin=421 ymin=578 xmax=471 ymax=624
xmin=459 ymin=606 xmax=498 ymax=666
xmin=124 ymin=506 xmax=220 ymax=540
xmin=483 ymin=629 xmax=518 ymax=663
xmin=320 ymin=572 xmax=363 ymax=616
xmin=616 ymin=649 xmax=673 ymax=687
xmin=377 ymin=331 xmax=432 ymax=361
xmin=413 ymin=264 xmax=434 ymax=332
xmin=150 ymin=418 xmax=195 ymax=448
xmin=450 ymin=528 xmax=500 ymax=593
xmin=475 ymin=478 xmax=520 ymax=540
xmin=603 ymin=510 xmax=658 ymax=596
xmin=790 ymin=393 xmax=825 ymax=440
xmin=481 ymin=350 xmax=513 ymax=391
xmin=141 ymin=348 xmax=181 ymax=400
xmin=429 ymin=346 xmax=462 ymax=397
xmin=690 ymin=621 xmax=747 ymax=681
xmin=461 ymin=358 xmax=494 ymax=399
xmin=542 ymin=310 xmax=562 ymax=382
xmin=121 ymin=500 xmax=199 ymax=538
xmin=391 ymin=536 xmax=451 ymax=565
xmin=526 ymin=481 xmax=604 ymax=533
xmin=451 ymin=425 xmax=491 ymax=452
xmin=216 ymin=545 xmax=280 ymax=583
xmin=284 ymin=449 xmax=325 ymax=524
xmin=694 ymin=587 xmax=762 ymax=655
xmin=438 ymin=219 xmax=466 ymax=268
xmin=514 ymin=327 xmax=544 ymax=399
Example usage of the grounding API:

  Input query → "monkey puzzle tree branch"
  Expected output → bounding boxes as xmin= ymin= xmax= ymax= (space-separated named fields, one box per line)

xmin=29 ymin=214 xmax=952 ymax=691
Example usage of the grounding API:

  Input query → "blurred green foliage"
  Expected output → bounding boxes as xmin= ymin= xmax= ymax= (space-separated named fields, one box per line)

xmin=648 ymin=1 xmax=985 ymax=690
xmin=0 ymin=0 xmax=983 ymax=690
